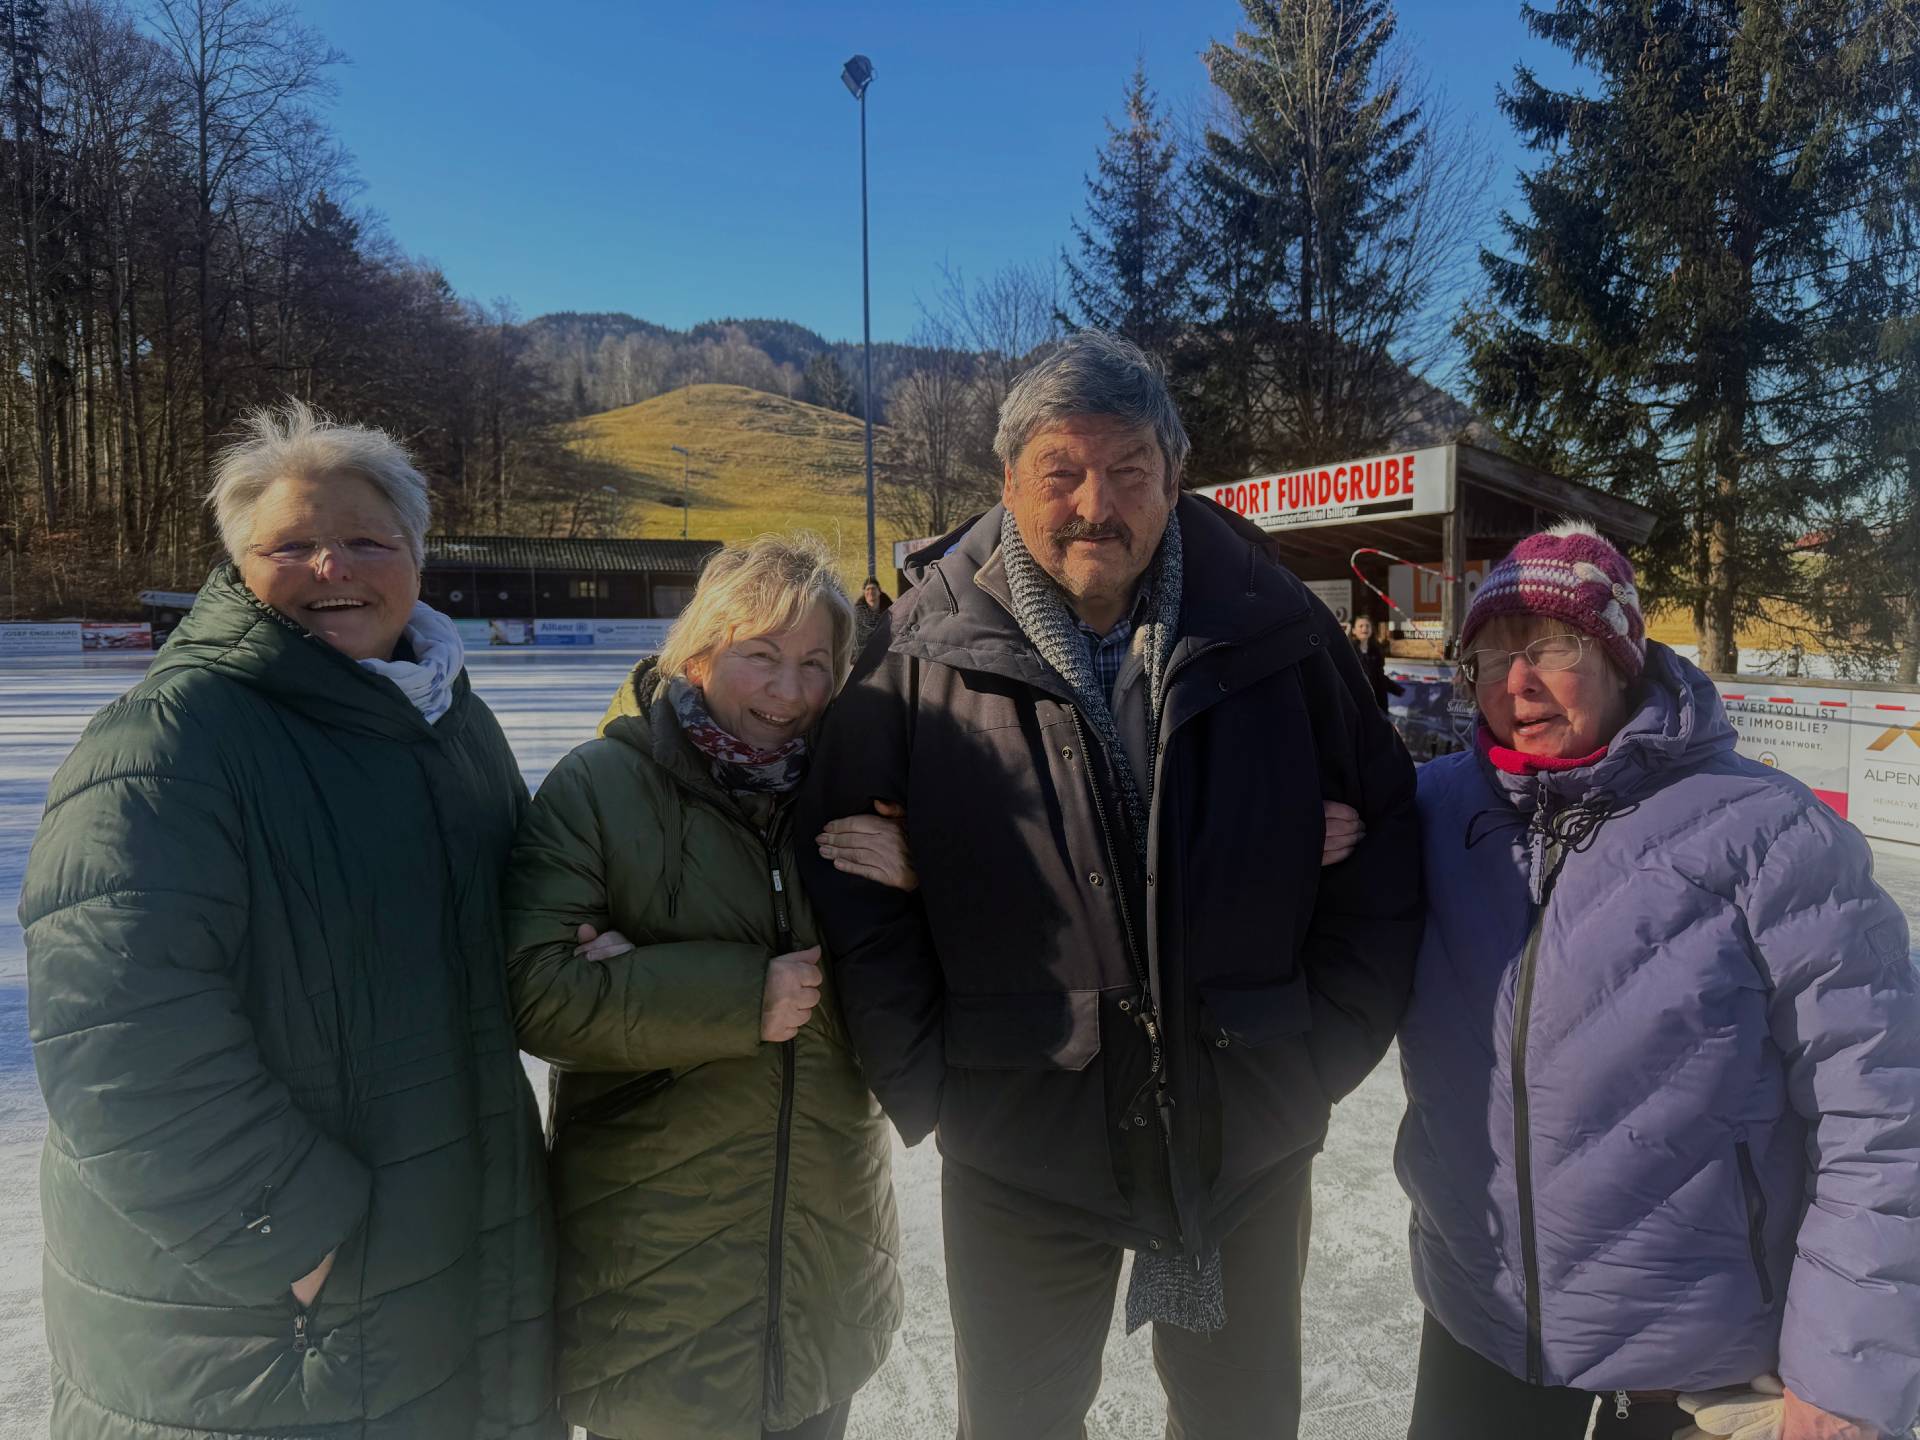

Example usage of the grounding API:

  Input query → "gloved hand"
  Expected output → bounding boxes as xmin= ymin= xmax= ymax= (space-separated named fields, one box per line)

xmin=1674 ymin=1374 xmax=1786 ymax=1440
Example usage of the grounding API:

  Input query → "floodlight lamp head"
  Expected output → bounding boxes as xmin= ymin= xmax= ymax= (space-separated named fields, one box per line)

xmin=841 ymin=55 xmax=874 ymax=100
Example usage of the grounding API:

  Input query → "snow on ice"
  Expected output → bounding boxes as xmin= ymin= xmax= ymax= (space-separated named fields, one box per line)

xmin=2 ymin=649 xmax=1915 ymax=1440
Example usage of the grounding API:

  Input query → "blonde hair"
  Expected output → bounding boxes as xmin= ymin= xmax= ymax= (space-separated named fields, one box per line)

xmin=655 ymin=532 xmax=856 ymax=695
xmin=207 ymin=399 xmax=431 ymax=567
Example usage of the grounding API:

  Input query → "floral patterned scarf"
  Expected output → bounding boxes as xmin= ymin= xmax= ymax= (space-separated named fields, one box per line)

xmin=667 ymin=674 xmax=808 ymax=794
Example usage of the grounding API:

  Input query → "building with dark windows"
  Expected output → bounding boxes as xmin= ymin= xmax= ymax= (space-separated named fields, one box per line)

xmin=421 ymin=536 xmax=721 ymax=620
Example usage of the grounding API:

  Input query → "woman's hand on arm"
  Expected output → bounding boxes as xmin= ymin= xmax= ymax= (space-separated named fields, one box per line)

xmin=573 ymin=923 xmax=634 ymax=962
xmin=761 ymin=947 xmax=823 ymax=1042
xmin=816 ymin=799 xmax=917 ymax=891
xmin=504 ymin=754 xmax=765 ymax=1071
xmin=1322 ymin=800 xmax=1365 ymax=866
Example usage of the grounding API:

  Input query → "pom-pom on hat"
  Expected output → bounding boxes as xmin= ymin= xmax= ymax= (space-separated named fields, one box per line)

xmin=1460 ymin=521 xmax=1646 ymax=680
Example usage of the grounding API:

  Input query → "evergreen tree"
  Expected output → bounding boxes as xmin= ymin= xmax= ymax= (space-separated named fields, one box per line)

xmin=1797 ymin=297 xmax=1920 ymax=679
xmin=802 ymin=350 xmax=854 ymax=413
xmin=1061 ymin=63 xmax=1189 ymax=358
xmin=1464 ymin=0 xmax=1920 ymax=671
xmin=1184 ymin=0 xmax=1472 ymax=477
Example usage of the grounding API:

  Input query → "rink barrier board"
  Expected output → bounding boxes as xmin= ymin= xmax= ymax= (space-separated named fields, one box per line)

xmin=8 ymin=622 xmax=1917 ymax=847
xmin=1 ymin=621 xmax=155 ymax=655
xmin=2 ymin=617 xmax=673 ymax=656
xmin=1384 ymin=661 xmax=1920 ymax=850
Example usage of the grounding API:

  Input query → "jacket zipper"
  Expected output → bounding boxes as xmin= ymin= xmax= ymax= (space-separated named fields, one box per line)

xmin=1512 ymin=817 xmax=1559 ymax=1390
xmin=1066 ymin=706 xmax=1179 ymax=1250
xmin=1734 ymin=1138 xmax=1776 ymax=1305
xmin=762 ymin=811 xmax=797 ymax=1415
xmin=1511 ymin=906 xmax=1547 ymax=1385
xmin=1066 ymin=708 xmax=1159 ymax=1054
xmin=290 ymin=1260 xmax=333 ymax=1356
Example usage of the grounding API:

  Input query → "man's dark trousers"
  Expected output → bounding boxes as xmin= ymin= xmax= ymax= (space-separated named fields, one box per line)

xmin=942 ymin=1161 xmax=1314 ymax=1440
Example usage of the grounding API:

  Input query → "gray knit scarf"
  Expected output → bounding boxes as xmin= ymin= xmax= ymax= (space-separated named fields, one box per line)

xmin=998 ymin=509 xmax=1226 ymax=1336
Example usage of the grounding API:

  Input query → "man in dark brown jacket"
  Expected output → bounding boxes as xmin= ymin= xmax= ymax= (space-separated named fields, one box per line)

xmin=798 ymin=332 xmax=1421 ymax=1439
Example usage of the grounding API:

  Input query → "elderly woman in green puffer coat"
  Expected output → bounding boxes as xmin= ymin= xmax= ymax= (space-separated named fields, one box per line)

xmin=503 ymin=532 xmax=912 ymax=1440
xmin=21 ymin=401 xmax=558 ymax=1438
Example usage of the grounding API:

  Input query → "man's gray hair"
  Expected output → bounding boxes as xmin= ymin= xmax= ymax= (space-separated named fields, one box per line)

xmin=993 ymin=330 xmax=1191 ymax=478
xmin=207 ymin=399 xmax=432 ymax=567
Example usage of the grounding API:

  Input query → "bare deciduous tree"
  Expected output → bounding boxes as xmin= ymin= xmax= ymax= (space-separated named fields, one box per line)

xmin=878 ymin=324 xmax=998 ymax=540
xmin=147 ymin=0 xmax=342 ymax=469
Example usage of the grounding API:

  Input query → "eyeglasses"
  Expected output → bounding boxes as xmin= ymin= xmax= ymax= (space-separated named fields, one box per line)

xmin=246 ymin=534 xmax=410 ymax=569
xmin=1460 ymin=634 xmax=1589 ymax=685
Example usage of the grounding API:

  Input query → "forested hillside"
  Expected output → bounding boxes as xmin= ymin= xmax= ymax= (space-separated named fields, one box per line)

xmin=0 ymin=0 xmax=587 ymax=614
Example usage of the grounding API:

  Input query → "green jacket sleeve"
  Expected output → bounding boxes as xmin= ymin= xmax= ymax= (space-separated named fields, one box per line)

xmin=502 ymin=746 xmax=769 ymax=1071
xmin=23 ymin=696 xmax=371 ymax=1306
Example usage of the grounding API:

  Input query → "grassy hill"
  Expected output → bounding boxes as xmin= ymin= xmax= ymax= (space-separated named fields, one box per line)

xmin=570 ymin=385 xmax=922 ymax=590
xmin=578 ymin=387 xmax=1840 ymax=659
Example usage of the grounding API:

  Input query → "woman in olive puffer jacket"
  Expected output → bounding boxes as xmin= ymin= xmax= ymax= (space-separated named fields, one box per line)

xmin=503 ymin=534 xmax=911 ymax=1440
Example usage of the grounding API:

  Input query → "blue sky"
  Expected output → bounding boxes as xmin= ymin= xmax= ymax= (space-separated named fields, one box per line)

xmin=299 ymin=0 xmax=1583 ymax=343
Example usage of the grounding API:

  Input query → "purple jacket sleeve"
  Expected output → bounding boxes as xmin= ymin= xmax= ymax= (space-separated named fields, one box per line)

xmin=1744 ymin=804 xmax=1920 ymax=1436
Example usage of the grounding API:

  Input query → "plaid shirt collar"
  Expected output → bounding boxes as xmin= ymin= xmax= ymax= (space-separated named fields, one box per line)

xmin=1074 ymin=582 xmax=1151 ymax=702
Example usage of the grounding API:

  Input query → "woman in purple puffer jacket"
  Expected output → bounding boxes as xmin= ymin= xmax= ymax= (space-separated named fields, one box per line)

xmin=1398 ymin=524 xmax=1920 ymax=1440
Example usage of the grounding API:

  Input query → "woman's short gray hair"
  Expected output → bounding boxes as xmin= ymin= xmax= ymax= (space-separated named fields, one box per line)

xmin=993 ymin=330 xmax=1191 ymax=478
xmin=207 ymin=400 xmax=431 ymax=567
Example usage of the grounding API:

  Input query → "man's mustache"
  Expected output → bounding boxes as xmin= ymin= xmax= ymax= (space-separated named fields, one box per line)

xmin=1050 ymin=518 xmax=1132 ymax=548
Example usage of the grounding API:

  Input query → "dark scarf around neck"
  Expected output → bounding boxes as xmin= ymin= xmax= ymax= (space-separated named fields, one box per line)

xmin=997 ymin=509 xmax=1183 ymax=863
xmin=667 ymin=674 xmax=808 ymax=795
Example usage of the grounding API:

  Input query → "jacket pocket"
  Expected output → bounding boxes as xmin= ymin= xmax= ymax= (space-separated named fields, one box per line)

xmin=1733 ymin=1138 xmax=1776 ymax=1306
xmin=1198 ymin=973 xmax=1313 ymax=1049
xmin=561 ymin=1068 xmax=675 ymax=1128
xmin=944 ymin=990 xmax=1101 ymax=1070
xmin=1197 ymin=974 xmax=1321 ymax=1197
xmin=939 ymin=991 xmax=1120 ymax=1213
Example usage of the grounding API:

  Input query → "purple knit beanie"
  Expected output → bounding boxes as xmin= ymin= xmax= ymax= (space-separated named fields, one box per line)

xmin=1460 ymin=522 xmax=1647 ymax=680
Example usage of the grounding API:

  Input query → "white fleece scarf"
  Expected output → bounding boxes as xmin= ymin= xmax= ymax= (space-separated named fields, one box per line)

xmin=359 ymin=601 xmax=465 ymax=724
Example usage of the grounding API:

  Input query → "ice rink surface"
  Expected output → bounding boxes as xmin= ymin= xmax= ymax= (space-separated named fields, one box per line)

xmin=2 ymin=648 xmax=1917 ymax=1440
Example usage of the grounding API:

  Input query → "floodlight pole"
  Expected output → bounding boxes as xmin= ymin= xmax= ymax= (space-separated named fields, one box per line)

xmin=843 ymin=55 xmax=877 ymax=579
xmin=670 ymin=444 xmax=690 ymax=539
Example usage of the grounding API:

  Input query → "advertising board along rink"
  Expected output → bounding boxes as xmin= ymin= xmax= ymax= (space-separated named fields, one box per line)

xmin=1713 ymin=678 xmax=1920 ymax=850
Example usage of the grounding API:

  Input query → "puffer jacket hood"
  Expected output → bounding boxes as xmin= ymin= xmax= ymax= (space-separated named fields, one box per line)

xmin=1399 ymin=644 xmax=1920 ymax=1435
xmin=503 ymin=659 xmax=901 ymax=1439
xmin=1477 ymin=644 xmax=1738 ymax=900
xmin=22 ymin=564 xmax=559 ymax=1438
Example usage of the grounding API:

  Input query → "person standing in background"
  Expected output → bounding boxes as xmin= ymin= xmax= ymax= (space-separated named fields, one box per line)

xmin=853 ymin=576 xmax=892 ymax=652
xmin=1350 ymin=614 xmax=1403 ymax=712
